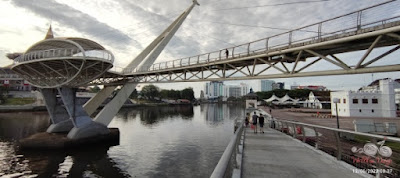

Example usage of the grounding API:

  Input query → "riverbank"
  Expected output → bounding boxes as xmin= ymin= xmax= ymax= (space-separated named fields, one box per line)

xmin=0 ymin=102 xmax=195 ymax=113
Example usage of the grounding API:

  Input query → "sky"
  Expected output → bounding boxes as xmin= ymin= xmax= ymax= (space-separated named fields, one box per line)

xmin=1 ymin=0 xmax=399 ymax=97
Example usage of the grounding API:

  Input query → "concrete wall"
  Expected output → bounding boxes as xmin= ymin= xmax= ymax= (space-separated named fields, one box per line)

xmin=331 ymin=79 xmax=397 ymax=118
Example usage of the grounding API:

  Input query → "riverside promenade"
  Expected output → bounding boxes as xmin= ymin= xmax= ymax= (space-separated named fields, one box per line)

xmin=241 ymin=127 xmax=368 ymax=178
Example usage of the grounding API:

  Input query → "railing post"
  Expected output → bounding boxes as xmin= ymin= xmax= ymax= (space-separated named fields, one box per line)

xmin=207 ymin=53 xmax=210 ymax=63
xmin=357 ymin=11 xmax=362 ymax=30
xmin=247 ymin=43 xmax=250 ymax=55
xmin=318 ymin=23 xmax=322 ymax=39
xmin=219 ymin=50 xmax=222 ymax=60
xmin=334 ymin=131 xmax=342 ymax=160
xmin=292 ymin=123 xmax=297 ymax=138
xmin=231 ymin=47 xmax=235 ymax=58
xmin=313 ymin=127 xmax=319 ymax=149
xmin=265 ymin=38 xmax=269 ymax=51
xmin=289 ymin=32 xmax=293 ymax=46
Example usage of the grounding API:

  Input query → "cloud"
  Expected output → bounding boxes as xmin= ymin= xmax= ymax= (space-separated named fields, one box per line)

xmin=11 ymin=0 xmax=141 ymax=49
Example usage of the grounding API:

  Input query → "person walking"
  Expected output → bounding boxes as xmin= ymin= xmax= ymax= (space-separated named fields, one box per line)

xmin=252 ymin=111 xmax=258 ymax=133
xmin=259 ymin=113 xmax=265 ymax=133
xmin=225 ymin=49 xmax=229 ymax=59
xmin=245 ymin=112 xmax=250 ymax=127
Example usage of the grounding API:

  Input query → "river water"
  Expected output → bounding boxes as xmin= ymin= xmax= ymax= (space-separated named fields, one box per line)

xmin=0 ymin=104 xmax=244 ymax=177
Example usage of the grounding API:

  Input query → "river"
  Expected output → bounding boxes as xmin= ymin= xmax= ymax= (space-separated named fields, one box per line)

xmin=0 ymin=104 xmax=244 ymax=177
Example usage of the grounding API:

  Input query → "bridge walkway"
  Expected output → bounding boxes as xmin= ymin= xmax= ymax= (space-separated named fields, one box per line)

xmin=242 ymin=127 xmax=365 ymax=178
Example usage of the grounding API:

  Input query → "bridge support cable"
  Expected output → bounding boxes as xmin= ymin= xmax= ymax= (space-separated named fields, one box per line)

xmin=91 ymin=1 xmax=200 ymax=126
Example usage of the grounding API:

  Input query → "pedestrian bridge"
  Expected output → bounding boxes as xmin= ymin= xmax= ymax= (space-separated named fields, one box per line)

xmin=94 ymin=1 xmax=400 ymax=85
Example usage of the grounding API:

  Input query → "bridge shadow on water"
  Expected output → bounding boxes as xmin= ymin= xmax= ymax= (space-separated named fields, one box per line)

xmin=19 ymin=146 xmax=130 ymax=178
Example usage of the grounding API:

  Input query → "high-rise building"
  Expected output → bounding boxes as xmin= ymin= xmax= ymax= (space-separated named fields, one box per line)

xmin=261 ymin=80 xmax=275 ymax=91
xmin=204 ymin=81 xmax=224 ymax=99
xmin=223 ymin=83 xmax=249 ymax=98
xmin=272 ymin=82 xmax=285 ymax=90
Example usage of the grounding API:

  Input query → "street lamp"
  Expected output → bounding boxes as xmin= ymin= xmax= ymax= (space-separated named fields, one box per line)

xmin=332 ymin=98 xmax=340 ymax=129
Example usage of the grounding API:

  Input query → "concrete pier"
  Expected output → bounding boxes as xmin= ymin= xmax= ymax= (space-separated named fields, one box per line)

xmin=242 ymin=127 xmax=368 ymax=178
xmin=19 ymin=128 xmax=119 ymax=150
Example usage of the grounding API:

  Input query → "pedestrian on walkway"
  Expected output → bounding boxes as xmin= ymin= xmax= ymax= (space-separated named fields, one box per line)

xmin=252 ymin=111 xmax=258 ymax=133
xmin=259 ymin=113 xmax=265 ymax=133
xmin=245 ymin=112 xmax=250 ymax=127
xmin=225 ymin=49 xmax=229 ymax=59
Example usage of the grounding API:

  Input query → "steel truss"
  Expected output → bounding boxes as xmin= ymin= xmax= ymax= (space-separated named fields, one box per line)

xmin=93 ymin=27 xmax=400 ymax=85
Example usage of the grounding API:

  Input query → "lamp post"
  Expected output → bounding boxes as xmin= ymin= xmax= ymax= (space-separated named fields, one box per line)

xmin=332 ymin=98 xmax=340 ymax=129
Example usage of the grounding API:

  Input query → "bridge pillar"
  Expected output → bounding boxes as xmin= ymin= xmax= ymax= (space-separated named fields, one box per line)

xmin=40 ymin=88 xmax=73 ymax=133
xmin=42 ymin=87 xmax=110 ymax=139
xmin=57 ymin=87 xmax=110 ymax=140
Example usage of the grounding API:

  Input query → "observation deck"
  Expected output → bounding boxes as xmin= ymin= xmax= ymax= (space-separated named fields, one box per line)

xmin=11 ymin=37 xmax=114 ymax=88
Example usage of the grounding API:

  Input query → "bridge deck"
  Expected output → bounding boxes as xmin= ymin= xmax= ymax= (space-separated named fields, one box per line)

xmin=242 ymin=127 xmax=365 ymax=178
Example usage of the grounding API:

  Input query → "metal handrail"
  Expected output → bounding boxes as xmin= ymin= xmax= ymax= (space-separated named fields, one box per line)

xmin=211 ymin=119 xmax=244 ymax=178
xmin=276 ymin=119 xmax=400 ymax=143
xmin=124 ymin=0 xmax=400 ymax=74
xmin=270 ymin=118 xmax=400 ymax=177
xmin=14 ymin=48 xmax=114 ymax=64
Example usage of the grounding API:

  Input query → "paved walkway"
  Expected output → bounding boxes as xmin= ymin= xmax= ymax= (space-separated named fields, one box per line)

xmin=242 ymin=127 xmax=366 ymax=178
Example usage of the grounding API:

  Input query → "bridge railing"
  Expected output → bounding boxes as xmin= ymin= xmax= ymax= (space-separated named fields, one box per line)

xmin=270 ymin=118 xmax=400 ymax=177
xmin=14 ymin=48 xmax=114 ymax=64
xmin=125 ymin=0 xmax=400 ymax=74
xmin=211 ymin=118 xmax=244 ymax=178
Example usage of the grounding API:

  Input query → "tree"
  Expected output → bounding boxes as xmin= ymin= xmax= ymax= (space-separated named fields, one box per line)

xmin=140 ymin=85 xmax=160 ymax=100
xmin=181 ymin=87 xmax=194 ymax=101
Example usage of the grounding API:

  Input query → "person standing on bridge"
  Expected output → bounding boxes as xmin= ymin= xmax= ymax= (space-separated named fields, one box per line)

xmin=252 ymin=112 xmax=258 ymax=133
xmin=259 ymin=113 xmax=265 ymax=133
xmin=225 ymin=49 xmax=229 ymax=59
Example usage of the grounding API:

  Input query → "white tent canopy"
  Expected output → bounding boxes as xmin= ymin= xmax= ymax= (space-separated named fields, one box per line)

xmin=265 ymin=94 xmax=299 ymax=104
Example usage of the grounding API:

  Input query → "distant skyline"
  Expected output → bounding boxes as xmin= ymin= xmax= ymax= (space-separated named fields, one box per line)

xmin=1 ymin=0 xmax=399 ymax=97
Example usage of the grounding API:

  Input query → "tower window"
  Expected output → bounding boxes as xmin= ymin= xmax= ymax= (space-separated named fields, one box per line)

xmin=362 ymin=99 xmax=368 ymax=104
xmin=353 ymin=99 xmax=358 ymax=104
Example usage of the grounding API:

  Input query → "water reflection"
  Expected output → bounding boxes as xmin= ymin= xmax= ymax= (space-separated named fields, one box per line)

xmin=116 ymin=105 xmax=194 ymax=125
xmin=205 ymin=103 xmax=245 ymax=124
xmin=18 ymin=146 xmax=129 ymax=177
xmin=0 ymin=104 xmax=245 ymax=177
xmin=0 ymin=112 xmax=50 ymax=140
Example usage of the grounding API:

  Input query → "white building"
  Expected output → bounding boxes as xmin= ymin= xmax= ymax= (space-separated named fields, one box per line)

xmin=223 ymin=83 xmax=249 ymax=98
xmin=204 ymin=81 xmax=224 ymax=99
xmin=304 ymin=91 xmax=331 ymax=109
xmin=330 ymin=79 xmax=396 ymax=118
